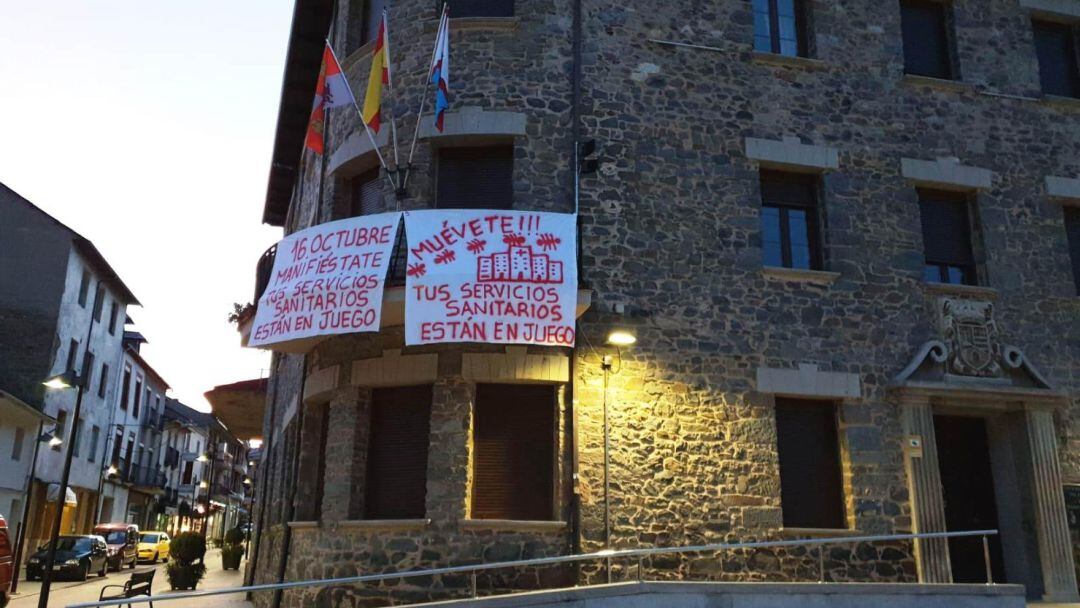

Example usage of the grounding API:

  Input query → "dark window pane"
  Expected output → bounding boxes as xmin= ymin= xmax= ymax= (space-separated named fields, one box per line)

xmin=761 ymin=207 xmax=784 ymax=267
xmin=437 ymin=146 xmax=514 ymax=209
xmin=753 ymin=0 xmax=807 ymax=57
xmin=365 ymin=385 xmax=432 ymax=519
xmin=923 ymin=265 xmax=940 ymax=282
xmin=363 ymin=0 xmax=387 ymax=46
xmin=775 ymin=399 xmax=845 ymax=529
xmin=445 ymin=0 xmax=514 ymax=18
xmin=1033 ymin=20 xmax=1080 ymax=98
xmin=472 ymin=384 xmax=555 ymax=520
xmin=788 ymin=209 xmax=811 ymax=269
xmin=918 ymin=188 xmax=977 ymax=285
xmin=946 ymin=265 xmax=965 ymax=285
xmin=900 ymin=0 xmax=954 ymax=79
xmin=1064 ymin=206 xmax=1080 ymax=294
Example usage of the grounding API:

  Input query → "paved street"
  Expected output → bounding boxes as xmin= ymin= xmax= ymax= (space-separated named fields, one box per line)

xmin=9 ymin=549 xmax=252 ymax=608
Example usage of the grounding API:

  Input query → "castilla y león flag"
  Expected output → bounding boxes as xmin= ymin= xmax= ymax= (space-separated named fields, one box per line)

xmin=305 ymin=43 xmax=357 ymax=155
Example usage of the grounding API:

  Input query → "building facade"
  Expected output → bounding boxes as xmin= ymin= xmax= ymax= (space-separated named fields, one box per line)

xmin=245 ymin=0 xmax=1080 ymax=605
xmin=0 ymin=391 xmax=53 ymax=538
xmin=98 ymin=332 xmax=171 ymax=530
xmin=161 ymin=398 xmax=212 ymax=535
xmin=0 ymin=182 xmax=139 ymax=559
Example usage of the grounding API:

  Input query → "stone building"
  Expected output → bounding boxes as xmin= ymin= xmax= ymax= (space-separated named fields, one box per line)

xmin=244 ymin=0 xmax=1080 ymax=605
xmin=0 ymin=181 xmax=139 ymax=560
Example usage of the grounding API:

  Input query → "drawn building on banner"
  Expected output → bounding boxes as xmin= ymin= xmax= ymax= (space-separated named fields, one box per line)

xmin=477 ymin=245 xmax=563 ymax=284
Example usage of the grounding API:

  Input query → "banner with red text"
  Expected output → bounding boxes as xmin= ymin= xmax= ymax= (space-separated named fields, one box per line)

xmin=248 ymin=212 xmax=402 ymax=348
xmin=403 ymin=210 xmax=577 ymax=346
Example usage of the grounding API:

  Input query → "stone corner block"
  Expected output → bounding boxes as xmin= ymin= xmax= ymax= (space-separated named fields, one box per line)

xmin=303 ymin=365 xmax=341 ymax=405
xmin=1046 ymin=175 xmax=1080 ymax=201
xmin=756 ymin=363 xmax=862 ymax=400
xmin=744 ymin=136 xmax=839 ymax=171
xmin=1019 ymin=0 xmax=1080 ymax=19
xmin=900 ymin=157 xmax=993 ymax=190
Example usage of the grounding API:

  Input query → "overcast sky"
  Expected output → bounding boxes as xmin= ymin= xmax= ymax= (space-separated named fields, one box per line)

xmin=1 ymin=2 xmax=295 ymax=411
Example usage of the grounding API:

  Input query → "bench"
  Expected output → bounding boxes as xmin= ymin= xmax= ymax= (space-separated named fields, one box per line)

xmin=99 ymin=569 xmax=155 ymax=607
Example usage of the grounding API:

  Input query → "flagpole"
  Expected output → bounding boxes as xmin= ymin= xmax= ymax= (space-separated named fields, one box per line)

xmin=325 ymin=40 xmax=400 ymax=191
xmin=402 ymin=4 xmax=447 ymax=193
xmin=382 ymin=7 xmax=402 ymax=190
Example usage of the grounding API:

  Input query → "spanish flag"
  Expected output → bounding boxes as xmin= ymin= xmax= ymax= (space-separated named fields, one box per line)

xmin=362 ymin=13 xmax=390 ymax=133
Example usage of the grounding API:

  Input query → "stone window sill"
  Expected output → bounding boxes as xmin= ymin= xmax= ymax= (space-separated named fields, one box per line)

xmin=751 ymin=51 xmax=828 ymax=70
xmin=780 ymin=527 xmax=863 ymax=538
xmin=336 ymin=519 xmax=431 ymax=532
xmin=922 ymin=281 xmax=999 ymax=300
xmin=459 ymin=519 xmax=568 ymax=533
xmin=762 ymin=266 xmax=841 ymax=285
xmin=1042 ymin=94 xmax=1080 ymax=110
xmin=902 ymin=74 xmax=977 ymax=93
xmin=286 ymin=520 xmax=318 ymax=529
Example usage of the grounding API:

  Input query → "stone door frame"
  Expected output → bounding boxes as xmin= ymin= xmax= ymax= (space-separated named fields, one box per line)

xmin=894 ymin=384 xmax=1078 ymax=602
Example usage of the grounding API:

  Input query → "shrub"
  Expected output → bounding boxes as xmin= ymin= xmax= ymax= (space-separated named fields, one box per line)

xmin=170 ymin=532 xmax=206 ymax=564
xmin=166 ymin=560 xmax=206 ymax=590
xmin=224 ymin=527 xmax=245 ymax=547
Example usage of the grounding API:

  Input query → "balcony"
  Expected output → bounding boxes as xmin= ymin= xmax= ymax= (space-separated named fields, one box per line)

xmin=254 ymin=243 xmax=277 ymax=301
xmin=142 ymin=410 xmax=163 ymax=431
xmin=164 ymin=447 xmax=180 ymax=469
xmin=127 ymin=465 xmax=167 ymax=494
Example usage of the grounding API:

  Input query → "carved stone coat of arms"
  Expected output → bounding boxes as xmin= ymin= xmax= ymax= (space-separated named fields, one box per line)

xmin=938 ymin=298 xmax=1002 ymax=377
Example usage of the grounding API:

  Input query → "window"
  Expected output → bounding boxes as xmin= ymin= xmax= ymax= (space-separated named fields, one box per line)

xmin=444 ymin=0 xmax=514 ymax=18
xmin=775 ymin=398 xmax=845 ymax=529
xmin=900 ymin=0 xmax=956 ymax=80
xmin=11 ymin=427 xmax=25 ymax=461
xmin=1033 ymin=20 xmax=1080 ymax=98
xmin=65 ymin=339 xmax=79 ymax=374
xmin=144 ymin=388 xmax=151 ymax=418
xmin=77 ymin=270 xmax=91 ymax=307
xmin=362 ymin=0 xmax=386 ymax=46
xmin=759 ymin=170 xmax=823 ymax=270
xmin=752 ymin=0 xmax=808 ymax=57
xmin=471 ymin=384 xmax=555 ymax=520
xmin=120 ymin=366 xmax=131 ymax=410
xmin=83 ymin=351 xmax=95 ymax=387
xmin=98 ymin=363 xmax=109 ymax=399
xmin=363 ymin=385 xmax=432 ymax=519
xmin=133 ymin=376 xmax=143 ymax=418
xmin=182 ymin=461 xmax=193 ymax=485
xmin=437 ymin=146 xmax=514 ymax=209
xmin=89 ymin=426 xmax=100 ymax=463
xmin=108 ymin=302 xmax=120 ymax=335
xmin=918 ymin=188 xmax=979 ymax=285
xmin=350 ymin=167 xmax=383 ymax=217
xmin=72 ymin=418 xmax=83 ymax=457
xmin=1065 ymin=206 xmax=1080 ymax=294
xmin=54 ymin=410 xmax=68 ymax=452
xmin=92 ymin=288 xmax=104 ymax=322
xmin=112 ymin=428 xmax=123 ymax=463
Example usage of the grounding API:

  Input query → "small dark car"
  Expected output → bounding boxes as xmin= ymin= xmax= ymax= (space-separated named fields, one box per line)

xmin=93 ymin=523 xmax=139 ymax=571
xmin=25 ymin=535 xmax=108 ymax=582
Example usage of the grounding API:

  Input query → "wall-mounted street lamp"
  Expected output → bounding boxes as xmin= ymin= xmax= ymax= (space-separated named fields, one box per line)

xmin=42 ymin=432 xmax=62 ymax=448
xmin=105 ymin=465 xmax=119 ymax=477
xmin=196 ymin=453 xmax=209 ymax=463
xmin=606 ymin=330 xmax=636 ymax=346
xmin=42 ymin=370 xmax=82 ymax=391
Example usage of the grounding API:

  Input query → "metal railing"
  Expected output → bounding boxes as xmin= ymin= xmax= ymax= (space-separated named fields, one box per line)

xmin=254 ymin=243 xmax=278 ymax=301
xmin=67 ymin=529 xmax=998 ymax=608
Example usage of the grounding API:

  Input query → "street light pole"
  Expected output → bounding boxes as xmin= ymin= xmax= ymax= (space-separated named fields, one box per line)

xmin=10 ymin=420 xmax=51 ymax=595
xmin=38 ymin=284 xmax=102 ymax=608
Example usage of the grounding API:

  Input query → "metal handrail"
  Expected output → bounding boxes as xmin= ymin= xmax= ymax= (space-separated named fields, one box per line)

xmin=67 ymin=529 xmax=998 ymax=607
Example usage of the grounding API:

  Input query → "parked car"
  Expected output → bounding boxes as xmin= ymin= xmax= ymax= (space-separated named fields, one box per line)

xmin=25 ymin=535 xmax=108 ymax=581
xmin=92 ymin=523 xmax=139 ymax=571
xmin=137 ymin=531 xmax=170 ymax=563
xmin=0 ymin=515 xmax=13 ymax=608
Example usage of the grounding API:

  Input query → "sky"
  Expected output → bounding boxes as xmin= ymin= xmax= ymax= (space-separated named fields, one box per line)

xmin=0 ymin=2 xmax=296 ymax=411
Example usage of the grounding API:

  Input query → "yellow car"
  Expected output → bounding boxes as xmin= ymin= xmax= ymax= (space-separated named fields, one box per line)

xmin=137 ymin=532 xmax=170 ymax=563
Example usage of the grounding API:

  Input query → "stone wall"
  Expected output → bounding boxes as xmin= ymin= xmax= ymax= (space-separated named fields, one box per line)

xmin=249 ymin=0 xmax=1080 ymax=603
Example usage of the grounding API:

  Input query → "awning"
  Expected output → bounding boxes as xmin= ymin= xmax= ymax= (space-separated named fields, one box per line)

xmin=47 ymin=484 xmax=77 ymax=506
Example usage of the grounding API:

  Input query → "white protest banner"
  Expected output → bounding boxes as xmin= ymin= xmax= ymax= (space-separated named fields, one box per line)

xmin=403 ymin=210 xmax=577 ymax=346
xmin=248 ymin=212 xmax=402 ymax=348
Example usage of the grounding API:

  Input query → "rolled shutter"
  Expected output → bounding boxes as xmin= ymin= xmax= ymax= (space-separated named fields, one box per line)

xmin=918 ymin=189 xmax=975 ymax=266
xmin=436 ymin=146 xmax=514 ymax=210
xmin=350 ymin=167 xmax=382 ymax=217
xmin=471 ymin=384 xmax=555 ymax=520
xmin=365 ymin=385 xmax=432 ymax=519
xmin=900 ymin=0 xmax=953 ymax=79
xmin=442 ymin=0 xmax=514 ymax=18
xmin=759 ymin=170 xmax=816 ymax=208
